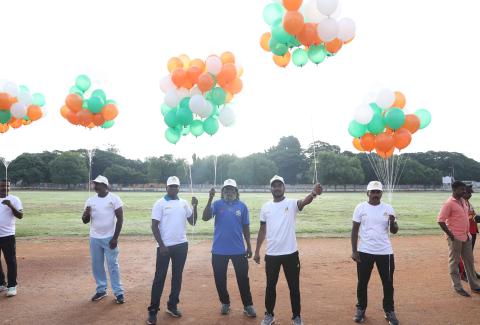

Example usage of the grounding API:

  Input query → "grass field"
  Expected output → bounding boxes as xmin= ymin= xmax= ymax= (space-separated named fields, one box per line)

xmin=11 ymin=190 xmax=473 ymax=238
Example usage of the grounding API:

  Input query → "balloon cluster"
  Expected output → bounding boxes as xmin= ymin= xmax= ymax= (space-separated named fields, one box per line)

xmin=0 ymin=81 xmax=46 ymax=134
xmin=60 ymin=75 xmax=119 ymax=129
xmin=260 ymin=0 xmax=355 ymax=67
xmin=349 ymin=89 xmax=432 ymax=159
xmin=160 ymin=53 xmax=243 ymax=144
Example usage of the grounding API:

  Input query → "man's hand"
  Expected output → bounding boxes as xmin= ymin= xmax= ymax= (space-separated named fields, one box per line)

xmin=191 ymin=196 xmax=198 ymax=206
xmin=389 ymin=215 xmax=396 ymax=223
xmin=246 ymin=247 xmax=253 ymax=259
xmin=253 ymin=252 xmax=261 ymax=264
xmin=159 ymin=246 xmax=169 ymax=256
xmin=109 ymin=238 xmax=118 ymax=249
xmin=313 ymin=183 xmax=323 ymax=196
xmin=351 ymin=251 xmax=361 ymax=263
xmin=85 ymin=206 xmax=92 ymax=216
xmin=209 ymin=188 xmax=215 ymax=200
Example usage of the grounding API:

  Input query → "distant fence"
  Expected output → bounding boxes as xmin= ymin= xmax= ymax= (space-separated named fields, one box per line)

xmin=11 ymin=183 xmax=448 ymax=192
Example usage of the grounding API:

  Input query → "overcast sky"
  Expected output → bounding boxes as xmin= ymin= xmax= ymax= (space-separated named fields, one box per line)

xmin=1 ymin=0 xmax=479 ymax=163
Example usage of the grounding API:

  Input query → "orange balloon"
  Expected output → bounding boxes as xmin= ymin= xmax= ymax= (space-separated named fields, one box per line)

xmin=375 ymin=132 xmax=395 ymax=152
xmin=9 ymin=118 xmax=23 ymax=129
xmin=224 ymin=78 xmax=243 ymax=94
xmin=77 ymin=109 xmax=94 ymax=127
xmin=60 ymin=105 xmax=70 ymax=119
xmin=273 ymin=52 xmax=291 ymax=68
xmin=297 ymin=23 xmax=320 ymax=46
xmin=402 ymin=114 xmax=420 ymax=134
xmin=27 ymin=105 xmax=42 ymax=121
xmin=0 ymin=93 xmax=13 ymax=110
xmin=167 ymin=57 xmax=183 ymax=72
xmin=360 ymin=133 xmax=376 ymax=152
xmin=220 ymin=51 xmax=235 ymax=64
xmin=101 ymin=104 xmax=119 ymax=121
xmin=225 ymin=91 xmax=233 ymax=103
xmin=325 ymin=38 xmax=343 ymax=54
xmin=216 ymin=63 xmax=237 ymax=87
xmin=186 ymin=66 xmax=202 ymax=85
xmin=66 ymin=93 xmax=83 ymax=113
xmin=93 ymin=114 xmax=105 ymax=126
xmin=376 ymin=147 xmax=395 ymax=160
xmin=283 ymin=0 xmax=302 ymax=11
xmin=87 ymin=122 xmax=96 ymax=129
xmin=171 ymin=68 xmax=187 ymax=88
xmin=393 ymin=91 xmax=406 ymax=108
xmin=66 ymin=110 xmax=79 ymax=125
xmin=394 ymin=128 xmax=412 ymax=150
xmin=178 ymin=54 xmax=190 ymax=68
xmin=260 ymin=32 xmax=271 ymax=52
xmin=352 ymin=138 xmax=364 ymax=152
xmin=385 ymin=127 xmax=394 ymax=135
xmin=344 ymin=36 xmax=355 ymax=44
xmin=23 ymin=119 xmax=32 ymax=126
xmin=189 ymin=58 xmax=206 ymax=71
xmin=0 ymin=123 xmax=10 ymax=133
xmin=283 ymin=11 xmax=304 ymax=36
xmin=197 ymin=73 xmax=215 ymax=93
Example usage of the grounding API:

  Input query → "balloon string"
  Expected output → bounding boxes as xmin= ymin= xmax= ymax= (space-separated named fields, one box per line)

xmin=310 ymin=112 xmax=318 ymax=184
xmin=213 ymin=155 xmax=218 ymax=189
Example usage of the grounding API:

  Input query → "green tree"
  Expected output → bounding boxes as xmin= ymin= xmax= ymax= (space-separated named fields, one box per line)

xmin=313 ymin=152 xmax=365 ymax=185
xmin=266 ymin=136 xmax=307 ymax=184
xmin=49 ymin=152 xmax=88 ymax=185
xmin=229 ymin=153 xmax=278 ymax=185
xmin=104 ymin=164 xmax=147 ymax=185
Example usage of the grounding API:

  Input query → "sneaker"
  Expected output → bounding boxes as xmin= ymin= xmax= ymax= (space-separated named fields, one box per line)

xmin=166 ymin=307 xmax=182 ymax=318
xmin=220 ymin=303 xmax=231 ymax=315
xmin=472 ymin=288 xmax=480 ymax=294
xmin=292 ymin=316 xmax=304 ymax=325
xmin=385 ymin=311 xmax=399 ymax=325
xmin=146 ymin=311 xmax=157 ymax=325
xmin=454 ymin=288 xmax=471 ymax=297
xmin=244 ymin=305 xmax=257 ymax=317
xmin=353 ymin=308 xmax=365 ymax=323
xmin=6 ymin=287 xmax=17 ymax=297
xmin=0 ymin=285 xmax=7 ymax=292
xmin=91 ymin=291 xmax=108 ymax=301
xmin=261 ymin=313 xmax=275 ymax=325
xmin=115 ymin=294 xmax=125 ymax=304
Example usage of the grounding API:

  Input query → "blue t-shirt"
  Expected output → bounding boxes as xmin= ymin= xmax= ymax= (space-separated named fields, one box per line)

xmin=211 ymin=199 xmax=250 ymax=255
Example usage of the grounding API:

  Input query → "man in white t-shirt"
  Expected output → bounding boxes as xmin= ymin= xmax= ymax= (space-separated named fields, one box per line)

xmin=351 ymin=181 xmax=399 ymax=325
xmin=254 ymin=175 xmax=322 ymax=325
xmin=0 ymin=179 xmax=24 ymax=297
xmin=82 ymin=175 xmax=125 ymax=304
xmin=147 ymin=176 xmax=198 ymax=325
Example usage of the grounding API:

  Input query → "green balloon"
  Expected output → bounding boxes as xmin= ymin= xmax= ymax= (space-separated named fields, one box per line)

xmin=23 ymin=116 xmax=30 ymax=121
xmin=31 ymin=93 xmax=46 ymax=107
xmin=307 ymin=45 xmax=326 ymax=64
xmin=385 ymin=108 xmax=405 ymax=130
xmin=415 ymin=109 xmax=432 ymax=129
xmin=292 ymin=48 xmax=308 ymax=67
xmin=165 ymin=127 xmax=181 ymax=144
xmin=87 ymin=96 xmax=105 ymax=114
xmin=180 ymin=97 xmax=190 ymax=110
xmin=348 ymin=120 xmax=367 ymax=138
xmin=176 ymin=106 xmax=193 ymax=125
xmin=203 ymin=117 xmax=219 ymax=136
xmin=271 ymin=20 xmax=291 ymax=44
xmin=161 ymin=103 xmax=174 ymax=116
xmin=0 ymin=110 xmax=11 ymax=124
xmin=106 ymin=99 xmax=117 ymax=105
xmin=82 ymin=101 xmax=89 ymax=109
xmin=210 ymin=88 xmax=226 ymax=106
xmin=211 ymin=104 xmax=220 ymax=118
xmin=269 ymin=37 xmax=288 ymax=56
xmin=91 ymin=89 xmax=107 ymax=102
xmin=369 ymin=103 xmax=382 ymax=115
xmin=190 ymin=120 xmax=204 ymax=137
xmin=164 ymin=108 xmax=178 ymax=128
xmin=181 ymin=125 xmax=190 ymax=136
xmin=288 ymin=37 xmax=301 ymax=48
xmin=101 ymin=120 xmax=115 ymax=129
xmin=19 ymin=85 xmax=29 ymax=93
xmin=69 ymin=86 xmax=84 ymax=96
xmin=75 ymin=75 xmax=91 ymax=92
xmin=262 ymin=3 xmax=285 ymax=25
xmin=367 ymin=113 xmax=386 ymax=135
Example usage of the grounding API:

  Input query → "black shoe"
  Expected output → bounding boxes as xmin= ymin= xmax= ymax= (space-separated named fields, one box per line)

xmin=91 ymin=292 xmax=108 ymax=301
xmin=472 ymin=288 xmax=480 ymax=294
xmin=385 ymin=311 xmax=399 ymax=325
xmin=166 ymin=307 xmax=182 ymax=318
xmin=455 ymin=288 xmax=471 ymax=297
xmin=353 ymin=308 xmax=365 ymax=323
xmin=476 ymin=272 xmax=480 ymax=279
xmin=115 ymin=294 xmax=125 ymax=304
xmin=146 ymin=311 xmax=157 ymax=325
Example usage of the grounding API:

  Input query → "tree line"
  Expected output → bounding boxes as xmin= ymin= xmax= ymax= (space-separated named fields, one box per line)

xmin=1 ymin=136 xmax=478 ymax=186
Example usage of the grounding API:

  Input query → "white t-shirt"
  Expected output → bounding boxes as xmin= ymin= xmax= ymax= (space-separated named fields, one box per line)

xmin=352 ymin=201 xmax=396 ymax=255
xmin=152 ymin=197 xmax=192 ymax=247
xmin=0 ymin=195 xmax=23 ymax=237
xmin=260 ymin=198 xmax=299 ymax=256
xmin=85 ymin=193 xmax=123 ymax=239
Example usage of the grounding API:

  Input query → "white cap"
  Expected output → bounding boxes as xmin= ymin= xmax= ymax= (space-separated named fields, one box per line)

xmin=222 ymin=179 xmax=237 ymax=188
xmin=92 ymin=175 xmax=109 ymax=186
xmin=270 ymin=175 xmax=285 ymax=185
xmin=367 ymin=181 xmax=383 ymax=191
xmin=167 ymin=176 xmax=180 ymax=186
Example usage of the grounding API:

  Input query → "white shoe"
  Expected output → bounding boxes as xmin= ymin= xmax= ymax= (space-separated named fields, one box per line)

xmin=6 ymin=287 xmax=17 ymax=297
xmin=0 ymin=285 xmax=7 ymax=292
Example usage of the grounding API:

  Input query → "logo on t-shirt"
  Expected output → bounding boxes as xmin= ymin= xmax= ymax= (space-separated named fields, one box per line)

xmin=235 ymin=210 xmax=241 ymax=217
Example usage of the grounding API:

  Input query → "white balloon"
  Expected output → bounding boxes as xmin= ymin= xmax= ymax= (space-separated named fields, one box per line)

xmin=316 ymin=0 xmax=339 ymax=16
xmin=18 ymin=91 xmax=32 ymax=106
xmin=165 ymin=89 xmax=180 ymax=108
xmin=219 ymin=106 xmax=236 ymax=127
xmin=354 ymin=104 xmax=374 ymax=125
xmin=376 ymin=89 xmax=395 ymax=109
xmin=10 ymin=103 xmax=27 ymax=119
xmin=206 ymin=55 xmax=222 ymax=76
xmin=316 ymin=18 xmax=339 ymax=42
xmin=177 ymin=87 xmax=189 ymax=100
xmin=3 ymin=81 xmax=19 ymax=97
xmin=199 ymin=100 xmax=213 ymax=118
xmin=302 ymin=0 xmax=327 ymax=23
xmin=190 ymin=86 xmax=202 ymax=97
xmin=160 ymin=75 xmax=175 ymax=93
xmin=338 ymin=18 xmax=356 ymax=42
xmin=189 ymin=95 xmax=206 ymax=115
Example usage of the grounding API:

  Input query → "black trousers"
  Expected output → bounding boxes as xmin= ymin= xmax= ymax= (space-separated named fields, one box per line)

xmin=356 ymin=252 xmax=395 ymax=312
xmin=0 ymin=235 xmax=17 ymax=288
xmin=265 ymin=251 xmax=301 ymax=318
xmin=148 ymin=242 xmax=188 ymax=313
xmin=211 ymin=253 xmax=253 ymax=307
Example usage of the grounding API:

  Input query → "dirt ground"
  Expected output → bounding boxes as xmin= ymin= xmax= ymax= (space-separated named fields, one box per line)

xmin=1 ymin=236 xmax=480 ymax=325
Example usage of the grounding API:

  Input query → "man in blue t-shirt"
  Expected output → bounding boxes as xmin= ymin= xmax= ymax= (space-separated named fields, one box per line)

xmin=202 ymin=179 xmax=256 ymax=318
